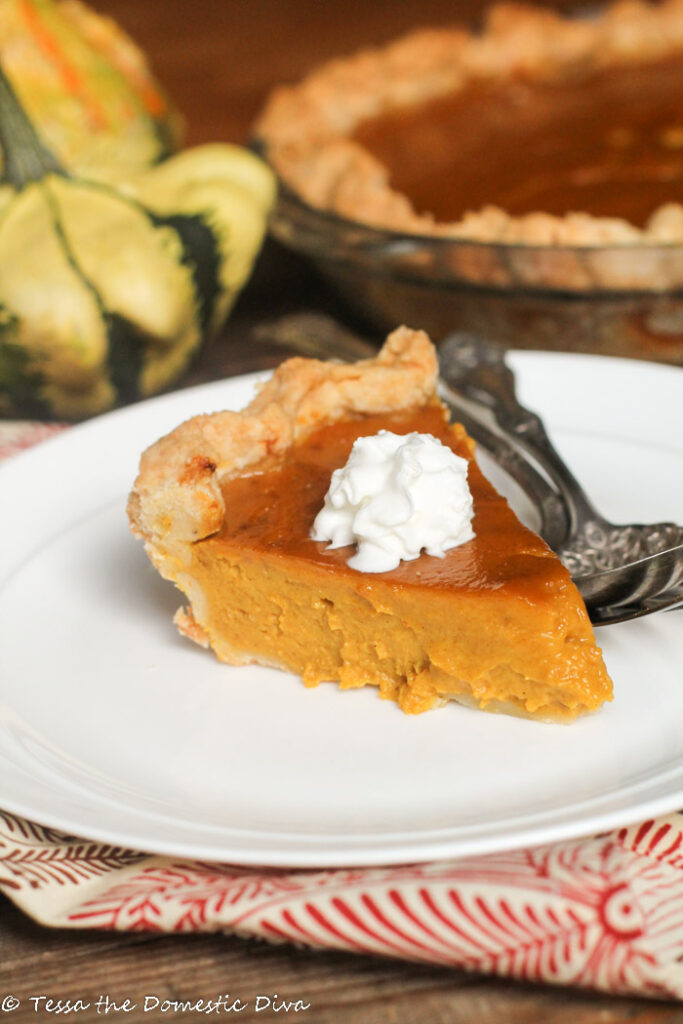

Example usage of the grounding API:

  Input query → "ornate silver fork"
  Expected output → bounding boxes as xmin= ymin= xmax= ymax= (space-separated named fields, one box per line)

xmin=438 ymin=333 xmax=683 ymax=625
xmin=255 ymin=314 xmax=683 ymax=625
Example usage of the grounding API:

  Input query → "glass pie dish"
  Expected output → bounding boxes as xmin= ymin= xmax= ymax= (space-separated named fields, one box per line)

xmin=268 ymin=182 xmax=683 ymax=365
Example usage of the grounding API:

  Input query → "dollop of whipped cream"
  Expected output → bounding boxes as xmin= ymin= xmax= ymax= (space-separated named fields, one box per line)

xmin=311 ymin=430 xmax=475 ymax=573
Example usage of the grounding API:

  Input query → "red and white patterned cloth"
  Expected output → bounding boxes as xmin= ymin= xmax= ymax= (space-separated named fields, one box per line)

xmin=1 ymin=422 xmax=682 ymax=1001
xmin=1 ymin=811 xmax=683 ymax=999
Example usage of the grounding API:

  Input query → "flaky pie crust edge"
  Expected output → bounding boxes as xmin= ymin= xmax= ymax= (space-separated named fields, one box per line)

xmin=128 ymin=326 xmax=437 ymax=547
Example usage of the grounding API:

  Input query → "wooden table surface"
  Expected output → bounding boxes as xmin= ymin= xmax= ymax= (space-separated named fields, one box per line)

xmin=1 ymin=2 xmax=682 ymax=1021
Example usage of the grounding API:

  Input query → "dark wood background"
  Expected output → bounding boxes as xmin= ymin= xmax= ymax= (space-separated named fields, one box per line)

xmin=95 ymin=0 xmax=582 ymax=147
xmin=2 ymin=2 xmax=682 ymax=1021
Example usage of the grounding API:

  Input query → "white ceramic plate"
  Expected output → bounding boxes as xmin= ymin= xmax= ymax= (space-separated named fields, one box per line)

xmin=1 ymin=353 xmax=682 ymax=867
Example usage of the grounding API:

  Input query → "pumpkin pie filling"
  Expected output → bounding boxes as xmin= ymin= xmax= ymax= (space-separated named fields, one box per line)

xmin=167 ymin=402 xmax=611 ymax=719
xmin=353 ymin=57 xmax=683 ymax=227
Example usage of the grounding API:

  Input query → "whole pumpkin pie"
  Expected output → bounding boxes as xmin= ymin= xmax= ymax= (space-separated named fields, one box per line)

xmin=255 ymin=0 xmax=683 ymax=288
xmin=128 ymin=327 xmax=612 ymax=719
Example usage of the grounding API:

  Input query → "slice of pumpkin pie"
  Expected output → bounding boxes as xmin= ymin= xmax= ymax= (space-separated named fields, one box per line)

xmin=128 ymin=327 xmax=612 ymax=719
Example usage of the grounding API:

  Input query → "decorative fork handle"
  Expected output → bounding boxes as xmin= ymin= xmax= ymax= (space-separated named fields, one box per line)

xmin=438 ymin=333 xmax=600 ymax=535
xmin=439 ymin=332 xmax=683 ymax=598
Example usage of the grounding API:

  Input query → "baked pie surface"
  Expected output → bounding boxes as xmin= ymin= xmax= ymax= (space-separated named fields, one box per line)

xmin=128 ymin=327 xmax=612 ymax=719
xmin=255 ymin=1 xmax=683 ymax=250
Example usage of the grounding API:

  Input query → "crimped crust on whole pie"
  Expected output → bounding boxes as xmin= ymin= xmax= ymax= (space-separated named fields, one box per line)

xmin=255 ymin=0 xmax=683 ymax=258
xmin=128 ymin=326 xmax=437 ymax=547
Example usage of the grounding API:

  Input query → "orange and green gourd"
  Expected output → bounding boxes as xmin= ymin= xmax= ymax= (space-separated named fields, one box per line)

xmin=0 ymin=64 xmax=275 ymax=419
xmin=0 ymin=0 xmax=183 ymax=177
